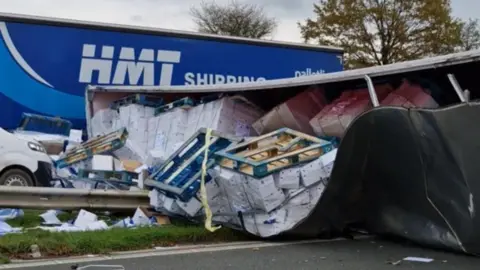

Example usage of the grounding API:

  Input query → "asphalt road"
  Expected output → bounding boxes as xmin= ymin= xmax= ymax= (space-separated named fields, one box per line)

xmin=11 ymin=238 xmax=480 ymax=270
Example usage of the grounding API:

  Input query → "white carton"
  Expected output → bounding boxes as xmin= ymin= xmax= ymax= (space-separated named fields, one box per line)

xmin=214 ymin=168 xmax=252 ymax=213
xmin=162 ymin=197 xmax=185 ymax=215
xmin=243 ymin=175 xmax=285 ymax=213
xmin=145 ymin=149 xmax=168 ymax=167
xmin=114 ymin=139 xmax=147 ymax=163
xmin=177 ymin=198 xmax=203 ymax=217
xmin=274 ymin=168 xmax=300 ymax=189
xmin=300 ymin=149 xmax=337 ymax=187
xmin=90 ymin=109 xmax=118 ymax=136
xmin=243 ymin=209 xmax=287 ymax=237
xmin=149 ymin=189 xmax=165 ymax=208
xmin=91 ymin=155 xmax=114 ymax=171
xmin=74 ymin=210 xmax=98 ymax=228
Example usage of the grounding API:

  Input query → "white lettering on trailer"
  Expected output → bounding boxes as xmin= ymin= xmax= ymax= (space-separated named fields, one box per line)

xmin=294 ymin=68 xmax=326 ymax=77
xmin=78 ymin=44 xmax=181 ymax=86
xmin=184 ymin=72 xmax=266 ymax=85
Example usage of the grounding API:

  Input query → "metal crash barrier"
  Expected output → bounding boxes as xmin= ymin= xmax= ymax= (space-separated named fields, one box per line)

xmin=0 ymin=186 xmax=149 ymax=210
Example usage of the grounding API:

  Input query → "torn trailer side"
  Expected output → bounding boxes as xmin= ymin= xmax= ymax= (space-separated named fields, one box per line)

xmin=86 ymin=50 xmax=480 ymax=255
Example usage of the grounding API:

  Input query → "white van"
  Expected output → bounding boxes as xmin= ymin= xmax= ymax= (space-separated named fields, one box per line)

xmin=0 ymin=128 xmax=53 ymax=186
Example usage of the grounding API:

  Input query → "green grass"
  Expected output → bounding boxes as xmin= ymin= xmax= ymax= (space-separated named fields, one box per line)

xmin=0 ymin=210 xmax=252 ymax=261
xmin=0 ymin=225 xmax=250 ymax=259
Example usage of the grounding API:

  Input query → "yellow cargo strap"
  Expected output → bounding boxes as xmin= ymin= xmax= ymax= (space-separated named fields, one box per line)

xmin=200 ymin=128 xmax=221 ymax=232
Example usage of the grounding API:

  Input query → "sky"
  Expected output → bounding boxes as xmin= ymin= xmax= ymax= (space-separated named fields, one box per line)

xmin=0 ymin=0 xmax=478 ymax=43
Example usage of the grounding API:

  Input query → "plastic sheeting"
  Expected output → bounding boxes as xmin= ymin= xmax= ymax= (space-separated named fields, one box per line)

xmin=310 ymin=85 xmax=392 ymax=138
xmin=381 ymin=80 xmax=439 ymax=108
xmin=295 ymin=102 xmax=480 ymax=255
xmin=252 ymin=86 xmax=327 ymax=135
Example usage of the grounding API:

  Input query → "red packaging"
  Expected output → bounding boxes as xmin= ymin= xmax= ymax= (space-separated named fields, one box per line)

xmin=310 ymin=84 xmax=393 ymax=138
xmin=252 ymin=86 xmax=327 ymax=135
xmin=381 ymin=80 xmax=438 ymax=108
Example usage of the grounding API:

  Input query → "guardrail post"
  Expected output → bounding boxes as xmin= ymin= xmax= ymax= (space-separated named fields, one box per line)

xmin=464 ymin=89 xmax=470 ymax=102
xmin=364 ymin=75 xmax=379 ymax=107
xmin=447 ymin=74 xmax=467 ymax=102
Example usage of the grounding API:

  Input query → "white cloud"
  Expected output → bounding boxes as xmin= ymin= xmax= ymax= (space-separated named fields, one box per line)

xmin=0 ymin=0 xmax=477 ymax=43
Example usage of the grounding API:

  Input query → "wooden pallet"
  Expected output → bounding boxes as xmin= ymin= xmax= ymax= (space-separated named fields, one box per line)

xmin=198 ymin=93 xmax=225 ymax=104
xmin=214 ymin=127 xmax=334 ymax=178
xmin=110 ymin=94 xmax=164 ymax=110
xmin=55 ymin=128 xmax=128 ymax=168
xmin=145 ymin=128 xmax=240 ymax=202
xmin=77 ymin=169 xmax=138 ymax=183
xmin=154 ymin=97 xmax=196 ymax=115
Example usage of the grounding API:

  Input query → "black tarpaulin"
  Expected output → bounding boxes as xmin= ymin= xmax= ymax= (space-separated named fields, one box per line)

xmin=287 ymin=102 xmax=480 ymax=255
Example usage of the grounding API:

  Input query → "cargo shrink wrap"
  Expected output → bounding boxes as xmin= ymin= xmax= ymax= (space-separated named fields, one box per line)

xmin=310 ymin=85 xmax=392 ymax=138
xmin=252 ymin=87 xmax=327 ymax=135
xmin=381 ymin=80 xmax=439 ymax=108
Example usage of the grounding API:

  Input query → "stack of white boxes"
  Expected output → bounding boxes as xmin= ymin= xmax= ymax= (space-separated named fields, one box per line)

xmin=89 ymin=96 xmax=264 ymax=168
xmin=146 ymin=148 xmax=338 ymax=237
xmin=90 ymin=109 xmax=118 ymax=137
xmin=146 ymin=107 xmax=189 ymax=164
xmin=183 ymin=97 xmax=263 ymax=138
xmin=109 ymin=104 xmax=155 ymax=162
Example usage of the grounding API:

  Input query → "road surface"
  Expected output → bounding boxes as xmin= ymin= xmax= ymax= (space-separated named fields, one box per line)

xmin=6 ymin=237 xmax=480 ymax=270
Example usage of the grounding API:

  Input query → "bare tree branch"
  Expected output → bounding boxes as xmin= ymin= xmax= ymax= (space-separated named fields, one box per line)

xmin=190 ymin=0 xmax=277 ymax=39
xmin=459 ymin=18 xmax=480 ymax=51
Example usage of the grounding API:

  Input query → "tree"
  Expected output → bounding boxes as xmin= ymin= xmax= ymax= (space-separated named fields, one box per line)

xmin=298 ymin=0 xmax=463 ymax=69
xmin=460 ymin=18 xmax=480 ymax=51
xmin=190 ymin=1 xmax=277 ymax=39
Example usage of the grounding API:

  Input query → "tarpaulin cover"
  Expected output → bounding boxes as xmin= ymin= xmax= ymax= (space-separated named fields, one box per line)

xmin=284 ymin=102 xmax=480 ymax=255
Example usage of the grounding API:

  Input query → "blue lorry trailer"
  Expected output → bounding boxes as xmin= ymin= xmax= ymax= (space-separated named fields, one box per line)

xmin=0 ymin=13 xmax=344 ymax=130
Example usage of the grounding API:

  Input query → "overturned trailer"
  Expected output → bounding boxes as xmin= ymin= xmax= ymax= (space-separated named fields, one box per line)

xmin=86 ymin=49 xmax=480 ymax=255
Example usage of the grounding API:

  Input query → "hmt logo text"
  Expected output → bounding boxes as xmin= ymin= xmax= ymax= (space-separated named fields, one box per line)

xmin=78 ymin=44 xmax=181 ymax=86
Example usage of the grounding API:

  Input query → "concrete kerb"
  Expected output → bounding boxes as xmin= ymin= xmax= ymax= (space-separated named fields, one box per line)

xmin=0 ymin=236 xmax=373 ymax=269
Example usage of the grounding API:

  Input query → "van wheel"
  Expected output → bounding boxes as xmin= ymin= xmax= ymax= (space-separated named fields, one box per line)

xmin=0 ymin=169 xmax=34 ymax=187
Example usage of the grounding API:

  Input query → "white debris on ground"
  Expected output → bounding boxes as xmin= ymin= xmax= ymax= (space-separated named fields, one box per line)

xmin=0 ymin=207 xmax=160 ymax=235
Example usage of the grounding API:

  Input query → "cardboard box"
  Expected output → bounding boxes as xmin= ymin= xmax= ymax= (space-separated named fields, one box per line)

xmin=253 ymin=87 xmax=327 ymax=135
xmin=121 ymin=159 xmax=143 ymax=173
xmin=243 ymin=175 xmax=285 ymax=213
xmin=274 ymin=167 xmax=300 ymax=189
xmin=92 ymin=155 xmax=114 ymax=171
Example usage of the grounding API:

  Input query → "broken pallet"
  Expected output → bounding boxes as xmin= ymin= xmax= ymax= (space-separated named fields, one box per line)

xmin=154 ymin=97 xmax=196 ymax=115
xmin=54 ymin=128 xmax=128 ymax=168
xmin=214 ymin=127 xmax=334 ymax=178
xmin=145 ymin=128 xmax=239 ymax=202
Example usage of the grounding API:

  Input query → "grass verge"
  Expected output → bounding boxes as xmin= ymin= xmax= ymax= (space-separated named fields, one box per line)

xmin=0 ymin=211 xmax=252 ymax=262
xmin=0 ymin=225 xmax=249 ymax=260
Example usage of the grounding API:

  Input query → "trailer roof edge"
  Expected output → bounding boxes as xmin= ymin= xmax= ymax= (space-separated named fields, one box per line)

xmin=88 ymin=49 xmax=480 ymax=93
xmin=0 ymin=12 xmax=344 ymax=53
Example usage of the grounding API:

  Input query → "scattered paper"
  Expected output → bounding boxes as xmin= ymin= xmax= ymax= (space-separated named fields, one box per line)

xmin=40 ymin=210 xmax=62 ymax=225
xmin=74 ymin=210 xmax=98 ymax=228
xmin=0 ymin=221 xmax=22 ymax=236
xmin=132 ymin=208 xmax=151 ymax=226
xmin=0 ymin=209 xmax=23 ymax=220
